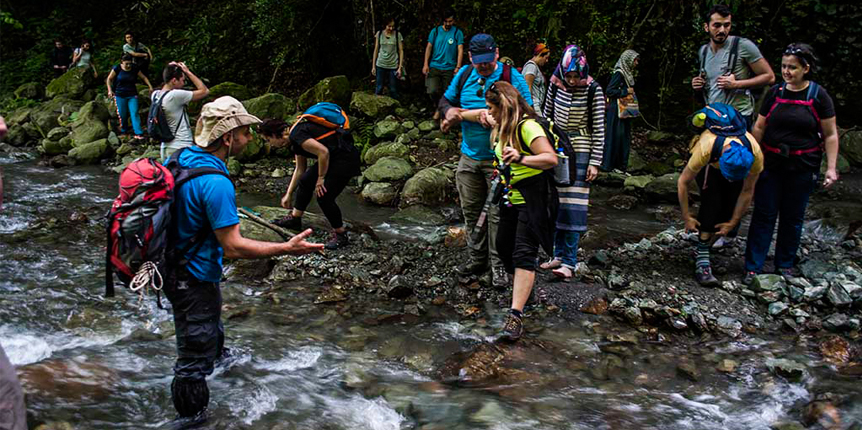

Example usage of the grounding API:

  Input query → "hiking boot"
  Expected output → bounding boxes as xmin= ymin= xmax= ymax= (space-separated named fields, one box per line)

xmin=491 ymin=266 xmax=510 ymax=289
xmin=272 ymin=214 xmax=301 ymax=231
xmin=457 ymin=259 xmax=488 ymax=277
xmin=324 ymin=231 xmax=349 ymax=250
xmin=742 ymin=271 xmax=757 ymax=286
xmin=695 ymin=266 xmax=720 ymax=287
xmin=776 ymin=267 xmax=795 ymax=278
xmin=497 ymin=311 xmax=523 ymax=342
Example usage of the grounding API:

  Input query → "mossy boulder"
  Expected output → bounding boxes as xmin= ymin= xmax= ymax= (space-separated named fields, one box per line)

xmin=14 ymin=82 xmax=43 ymax=100
xmin=189 ymin=82 xmax=253 ymax=114
xmin=373 ymin=119 xmax=403 ymax=140
xmin=349 ymin=92 xmax=400 ymax=119
xmin=821 ymin=153 xmax=851 ymax=174
xmin=363 ymin=141 xmax=409 ymax=165
xmin=400 ymin=167 xmax=453 ymax=207
xmin=76 ymin=100 xmax=111 ymax=123
xmin=235 ymin=136 xmax=266 ymax=162
xmin=7 ymin=107 xmax=33 ymax=127
xmin=21 ymin=122 xmax=41 ymax=140
xmin=46 ymin=67 xmax=96 ymax=99
xmin=3 ymin=126 xmax=29 ymax=147
xmin=646 ymin=130 xmax=675 ymax=144
xmin=42 ymin=136 xmax=74 ymax=156
xmin=242 ymin=93 xmax=293 ymax=120
xmin=47 ymin=127 xmax=70 ymax=142
xmin=627 ymin=148 xmax=647 ymax=173
xmin=68 ymin=138 xmax=109 ymax=164
xmin=363 ymin=156 xmax=413 ymax=182
xmin=840 ymin=129 xmax=862 ymax=166
xmin=417 ymin=120 xmax=436 ymax=132
xmin=644 ymin=173 xmax=680 ymax=202
xmin=70 ymin=118 xmax=109 ymax=147
xmin=31 ymin=98 xmax=84 ymax=133
xmin=361 ymin=182 xmax=399 ymax=206
xmin=297 ymin=75 xmax=351 ymax=110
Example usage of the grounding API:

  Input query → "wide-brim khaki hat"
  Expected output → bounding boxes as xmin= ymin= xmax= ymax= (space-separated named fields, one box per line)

xmin=194 ymin=96 xmax=262 ymax=148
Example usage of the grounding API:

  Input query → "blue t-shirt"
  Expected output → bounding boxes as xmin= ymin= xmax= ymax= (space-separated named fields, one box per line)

xmin=444 ymin=63 xmax=534 ymax=161
xmin=428 ymin=26 xmax=464 ymax=71
xmin=112 ymin=64 xmax=140 ymax=97
xmin=174 ymin=147 xmax=239 ymax=283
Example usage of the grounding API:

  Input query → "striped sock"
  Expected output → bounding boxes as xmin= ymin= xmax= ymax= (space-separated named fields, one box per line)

xmin=696 ymin=238 xmax=711 ymax=269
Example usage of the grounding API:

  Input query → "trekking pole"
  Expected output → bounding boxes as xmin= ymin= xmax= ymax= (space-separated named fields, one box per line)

xmin=471 ymin=163 xmax=507 ymax=244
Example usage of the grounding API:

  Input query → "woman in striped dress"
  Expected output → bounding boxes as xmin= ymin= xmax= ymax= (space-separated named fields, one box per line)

xmin=540 ymin=45 xmax=605 ymax=278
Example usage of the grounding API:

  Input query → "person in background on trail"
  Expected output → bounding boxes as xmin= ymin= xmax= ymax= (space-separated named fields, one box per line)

xmin=691 ymin=4 xmax=774 ymax=130
xmin=50 ymin=39 xmax=73 ymax=78
xmin=521 ymin=43 xmax=551 ymax=116
xmin=154 ymin=62 xmax=209 ymax=160
xmin=601 ymin=49 xmax=639 ymax=172
xmin=0 ymin=344 xmax=26 ymax=430
xmin=260 ymin=112 xmax=362 ymax=250
xmin=164 ymin=96 xmax=323 ymax=421
xmin=423 ymin=9 xmax=464 ymax=106
xmin=438 ymin=33 xmax=533 ymax=289
xmin=678 ymin=105 xmax=763 ymax=286
xmin=539 ymin=45 xmax=605 ymax=279
xmin=123 ymin=31 xmax=153 ymax=77
xmin=71 ymin=39 xmax=98 ymax=78
xmin=742 ymin=43 xmax=839 ymax=285
xmin=372 ymin=18 xmax=404 ymax=100
xmin=460 ymin=81 xmax=558 ymax=341
xmin=106 ymin=54 xmax=153 ymax=140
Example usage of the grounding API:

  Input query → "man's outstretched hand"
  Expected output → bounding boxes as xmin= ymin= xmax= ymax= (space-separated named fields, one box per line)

xmin=284 ymin=228 xmax=325 ymax=255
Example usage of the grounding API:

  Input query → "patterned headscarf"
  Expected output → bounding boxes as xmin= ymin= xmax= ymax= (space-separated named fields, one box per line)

xmin=533 ymin=43 xmax=550 ymax=56
xmin=551 ymin=45 xmax=593 ymax=90
xmin=613 ymin=49 xmax=640 ymax=87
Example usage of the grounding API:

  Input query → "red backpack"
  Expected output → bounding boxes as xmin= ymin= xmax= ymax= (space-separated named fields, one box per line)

xmin=105 ymin=148 xmax=229 ymax=305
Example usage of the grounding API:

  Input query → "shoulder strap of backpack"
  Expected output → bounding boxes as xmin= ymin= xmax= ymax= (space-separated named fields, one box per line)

xmin=699 ymin=44 xmax=709 ymax=73
xmin=727 ymin=36 xmax=741 ymax=75
xmin=710 ymin=135 xmax=727 ymax=163
xmin=501 ymin=63 xmax=512 ymax=83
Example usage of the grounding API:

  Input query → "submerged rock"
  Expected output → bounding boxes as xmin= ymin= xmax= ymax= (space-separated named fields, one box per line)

xmin=765 ymin=358 xmax=806 ymax=381
xmin=361 ymin=182 xmax=398 ymax=206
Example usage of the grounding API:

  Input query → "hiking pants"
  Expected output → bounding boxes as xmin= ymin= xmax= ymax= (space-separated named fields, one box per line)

xmin=456 ymin=154 xmax=501 ymax=270
xmin=375 ymin=67 xmax=399 ymax=100
xmin=163 ymin=265 xmax=224 ymax=417
xmin=744 ymin=168 xmax=817 ymax=272
xmin=294 ymin=162 xmax=352 ymax=229
xmin=115 ymin=95 xmax=143 ymax=135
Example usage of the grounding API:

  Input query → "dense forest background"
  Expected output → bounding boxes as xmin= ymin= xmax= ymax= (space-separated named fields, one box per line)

xmin=1 ymin=0 xmax=859 ymax=131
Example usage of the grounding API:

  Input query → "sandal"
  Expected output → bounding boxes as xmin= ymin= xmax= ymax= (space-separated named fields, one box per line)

xmin=552 ymin=265 xmax=574 ymax=279
xmin=540 ymin=258 xmax=562 ymax=270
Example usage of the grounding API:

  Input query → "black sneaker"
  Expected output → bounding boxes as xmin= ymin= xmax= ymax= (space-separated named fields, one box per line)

xmin=457 ymin=260 xmax=488 ymax=277
xmin=272 ymin=214 xmax=301 ymax=231
xmin=497 ymin=311 xmax=523 ymax=342
xmin=491 ymin=266 xmax=510 ymax=289
xmin=325 ymin=231 xmax=349 ymax=250
xmin=695 ymin=266 xmax=720 ymax=287
xmin=742 ymin=271 xmax=757 ymax=286
xmin=775 ymin=267 xmax=794 ymax=278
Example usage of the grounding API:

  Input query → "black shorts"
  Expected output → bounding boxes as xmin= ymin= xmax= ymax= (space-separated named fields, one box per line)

xmin=695 ymin=165 xmax=743 ymax=234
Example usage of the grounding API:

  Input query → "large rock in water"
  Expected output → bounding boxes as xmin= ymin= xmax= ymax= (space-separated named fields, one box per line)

xmin=644 ymin=173 xmax=680 ymax=203
xmin=400 ymin=167 xmax=453 ymax=207
xmin=70 ymin=102 xmax=110 ymax=147
xmin=31 ymin=98 xmax=84 ymax=133
xmin=349 ymin=92 xmax=400 ymax=119
xmin=46 ymin=67 xmax=96 ymax=99
xmin=68 ymin=138 xmax=109 ymax=164
xmin=189 ymin=82 xmax=254 ymax=114
xmin=42 ymin=136 xmax=73 ymax=156
xmin=840 ymin=129 xmax=862 ymax=166
xmin=361 ymin=182 xmax=398 ymax=206
xmin=363 ymin=156 xmax=413 ymax=182
xmin=242 ymin=93 xmax=293 ymax=120
xmin=14 ymin=82 xmax=43 ymax=100
xmin=297 ymin=75 xmax=351 ymax=111
xmin=363 ymin=141 xmax=409 ymax=165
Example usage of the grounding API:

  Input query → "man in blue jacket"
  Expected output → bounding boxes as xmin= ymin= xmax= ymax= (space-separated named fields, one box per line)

xmin=439 ymin=33 xmax=533 ymax=288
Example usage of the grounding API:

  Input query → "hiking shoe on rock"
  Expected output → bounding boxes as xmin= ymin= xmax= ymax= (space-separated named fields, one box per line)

xmin=742 ymin=271 xmax=757 ymax=286
xmin=325 ymin=231 xmax=349 ymax=250
xmin=272 ymin=214 xmax=301 ymax=231
xmin=491 ymin=267 xmax=510 ymax=289
xmin=457 ymin=260 xmax=488 ymax=277
xmin=776 ymin=267 xmax=794 ymax=278
xmin=695 ymin=266 xmax=720 ymax=287
xmin=497 ymin=311 xmax=523 ymax=342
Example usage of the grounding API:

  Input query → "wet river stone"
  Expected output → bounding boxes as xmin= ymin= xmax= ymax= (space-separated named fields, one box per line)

xmin=765 ymin=358 xmax=806 ymax=381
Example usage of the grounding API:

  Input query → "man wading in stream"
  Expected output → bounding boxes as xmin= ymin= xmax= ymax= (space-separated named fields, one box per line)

xmin=163 ymin=96 xmax=322 ymax=422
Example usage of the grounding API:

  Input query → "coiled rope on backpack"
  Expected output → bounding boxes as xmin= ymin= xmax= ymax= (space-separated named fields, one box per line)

xmin=128 ymin=261 xmax=163 ymax=305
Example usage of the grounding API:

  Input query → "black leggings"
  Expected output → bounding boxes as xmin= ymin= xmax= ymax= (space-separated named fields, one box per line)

xmin=496 ymin=204 xmax=541 ymax=274
xmin=294 ymin=163 xmax=352 ymax=229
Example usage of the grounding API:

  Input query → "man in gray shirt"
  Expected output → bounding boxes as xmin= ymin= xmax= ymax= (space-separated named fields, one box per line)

xmin=152 ymin=62 xmax=209 ymax=160
xmin=691 ymin=4 xmax=774 ymax=129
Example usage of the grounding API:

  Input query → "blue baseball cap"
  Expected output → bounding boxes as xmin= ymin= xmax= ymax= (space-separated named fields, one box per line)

xmin=469 ymin=34 xmax=497 ymax=64
xmin=719 ymin=142 xmax=754 ymax=181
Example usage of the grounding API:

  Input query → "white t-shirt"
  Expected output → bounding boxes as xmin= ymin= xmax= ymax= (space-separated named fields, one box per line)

xmin=152 ymin=89 xmax=193 ymax=149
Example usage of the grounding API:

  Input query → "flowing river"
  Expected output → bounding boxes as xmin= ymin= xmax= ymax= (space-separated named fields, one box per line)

xmin=1 ymin=153 xmax=859 ymax=429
